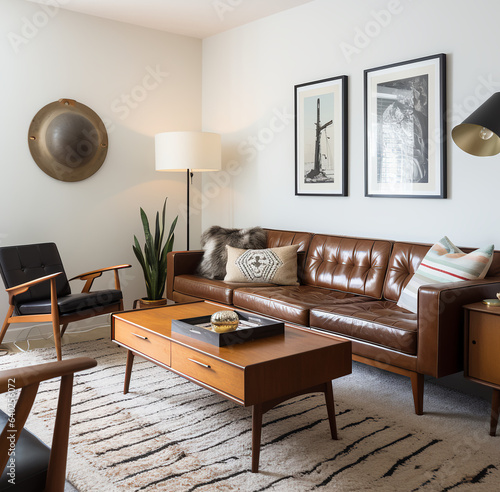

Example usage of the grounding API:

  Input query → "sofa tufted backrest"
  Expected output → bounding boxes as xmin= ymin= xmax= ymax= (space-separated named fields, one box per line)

xmin=383 ymin=242 xmax=430 ymax=302
xmin=383 ymin=241 xmax=500 ymax=302
xmin=264 ymin=229 xmax=312 ymax=252
xmin=303 ymin=235 xmax=392 ymax=298
xmin=264 ymin=229 xmax=313 ymax=284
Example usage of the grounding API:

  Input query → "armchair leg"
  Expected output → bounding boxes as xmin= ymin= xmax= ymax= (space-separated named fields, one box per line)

xmin=45 ymin=374 xmax=74 ymax=492
xmin=0 ymin=305 xmax=14 ymax=346
xmin=60 ymin=324 xmax=69 ymax=338
xmin=52 ymin=314 xmax=62 ymax=361
xmin=50 ymin=279 xmax=62 ymax=361
xmin=53 ymin=323 xmax=62 ymax=361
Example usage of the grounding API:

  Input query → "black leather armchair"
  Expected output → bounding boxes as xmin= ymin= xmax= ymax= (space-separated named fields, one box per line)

xmin=0 ymin=243 xmax=131 ymax=360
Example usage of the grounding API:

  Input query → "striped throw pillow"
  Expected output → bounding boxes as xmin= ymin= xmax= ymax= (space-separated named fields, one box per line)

xmin=397 ymin=237 xmax=494 ymax=313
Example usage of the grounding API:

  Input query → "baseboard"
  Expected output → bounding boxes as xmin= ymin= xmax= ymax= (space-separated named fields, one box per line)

xmin=2 ymin=314 xmax=111 ymax=343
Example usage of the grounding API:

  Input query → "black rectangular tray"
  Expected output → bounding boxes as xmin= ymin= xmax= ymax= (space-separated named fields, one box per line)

xmin=171 ymin=310 xmax=284 ymax=347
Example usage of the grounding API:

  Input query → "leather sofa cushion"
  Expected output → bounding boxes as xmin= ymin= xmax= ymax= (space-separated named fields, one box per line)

xmin=0 ymin=410 xmax=50 ymax=491
xmin=18 ymin=289 xmax=122 ymax=315
xmin=233 ymin=285 xmax=373 ymax=326
xmin=174 ymin=275 xmax=274 ymax=305
xmin=303 ymin=235 xmax=392 ymax=298
xmin=310 ymin=301 xmax=418 ymax=355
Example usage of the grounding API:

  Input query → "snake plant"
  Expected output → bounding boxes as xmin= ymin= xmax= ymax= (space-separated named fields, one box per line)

xmin=133 ymin=198 xmax=178 ymax=300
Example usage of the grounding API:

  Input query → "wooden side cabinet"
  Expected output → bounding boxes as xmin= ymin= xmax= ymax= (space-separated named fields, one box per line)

xmin=463 ymin=302 xmax=500 ymax=436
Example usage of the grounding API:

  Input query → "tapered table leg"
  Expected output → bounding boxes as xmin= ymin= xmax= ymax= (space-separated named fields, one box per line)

xmin=324 ymin=381 xmax=337 ymax=440
xmin=124 ymin=350 xmax=134 ymax=394
xmin=252 ymin=404 xmax=263 ymax=473
xmin=490 ymin=389 xmax=500 ymax=437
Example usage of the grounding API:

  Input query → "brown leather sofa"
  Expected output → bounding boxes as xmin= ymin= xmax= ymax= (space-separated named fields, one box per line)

xmin=167 ymin=229 xmax=500 ymax=414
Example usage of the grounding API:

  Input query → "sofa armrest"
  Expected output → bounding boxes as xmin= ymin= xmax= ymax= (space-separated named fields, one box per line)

xmin=167 ymin=250 xmax=204 ymax=300
xmin=417 ymin=277 xmax=500 ymax=377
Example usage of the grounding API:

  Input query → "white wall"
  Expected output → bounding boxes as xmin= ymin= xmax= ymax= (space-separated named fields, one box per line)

xmin=0 ymin=0 xmax=201 ymax=339
xmin=202 ymin=0 xmax=500 ymax=250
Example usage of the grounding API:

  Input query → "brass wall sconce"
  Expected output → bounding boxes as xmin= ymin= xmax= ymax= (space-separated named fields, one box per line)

xmin=28 ymin=99 xmax=108 ymax=182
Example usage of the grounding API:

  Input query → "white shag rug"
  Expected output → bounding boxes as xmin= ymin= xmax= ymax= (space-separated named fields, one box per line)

xmin=0 ymin=338 xmax=498 ymax=491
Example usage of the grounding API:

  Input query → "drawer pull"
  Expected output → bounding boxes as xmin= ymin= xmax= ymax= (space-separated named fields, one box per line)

xmin=188 ymin=358 xmax=211 ymax=369
xmin=189 ymin=329 xmax=202 ymax=335
xmin=132 ymin=333 xmax=148 ymax=340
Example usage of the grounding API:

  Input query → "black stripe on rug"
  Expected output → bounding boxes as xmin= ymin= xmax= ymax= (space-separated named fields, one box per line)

xmin=314 ymin=433 xmax=414 ymax=488
xmin=254 ymin=425 xmax=392 ymax=491
xmin=441 ymin=464 xmax=497 ymax=491
xmin=382 ymin=438 xmax=441 ymax=478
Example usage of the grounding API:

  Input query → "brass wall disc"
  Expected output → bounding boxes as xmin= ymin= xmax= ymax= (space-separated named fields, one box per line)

xmin=28 ymin=99 xmax=108 ymax=182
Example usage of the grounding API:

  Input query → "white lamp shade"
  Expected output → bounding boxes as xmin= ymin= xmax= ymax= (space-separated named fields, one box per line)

xmin=155 ymin=131 xmax=221 ymax=172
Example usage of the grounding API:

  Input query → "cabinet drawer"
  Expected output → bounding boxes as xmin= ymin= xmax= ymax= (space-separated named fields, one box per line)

xmin=114 ymin=319 xmax=171 ymax=367
xmin=171 ymin=343 xmax=244 ymax=400
xmin=469 ymin=311 xmax=500 ymax=385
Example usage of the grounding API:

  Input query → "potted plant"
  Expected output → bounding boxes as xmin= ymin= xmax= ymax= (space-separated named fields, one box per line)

xmin=133 ymin=198 xmax=178 ymax=307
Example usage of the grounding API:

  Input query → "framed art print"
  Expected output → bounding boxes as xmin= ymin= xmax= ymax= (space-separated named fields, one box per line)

xmin=364 ymin=54 xmax=446 ymax=198
xmin=295 ymin=75 xmax=347 ymax=196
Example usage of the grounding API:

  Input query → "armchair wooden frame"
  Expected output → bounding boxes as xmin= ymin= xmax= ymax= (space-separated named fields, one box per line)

xmin=0 ymin=357 xmax=97 ymax=492
xmin=0 ymin=265 xmax=131 ymax=361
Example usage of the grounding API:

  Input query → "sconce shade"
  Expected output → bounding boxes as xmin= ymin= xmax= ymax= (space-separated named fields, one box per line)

xmin=155 ymin=132 xmax=221 ymax=171
xmin=451 ymin=92 xmax=500 ymax=156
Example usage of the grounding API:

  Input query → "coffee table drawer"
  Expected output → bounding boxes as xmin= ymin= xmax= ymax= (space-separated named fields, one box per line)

xmin=171 ymin=344 xmax=244 ymax=399
xmin=114 ymin=319 xmax=171 ymax=367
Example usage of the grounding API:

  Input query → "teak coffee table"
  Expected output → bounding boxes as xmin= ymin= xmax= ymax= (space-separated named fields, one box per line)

xmin=111 ymin=301 xmax=352 ymax=472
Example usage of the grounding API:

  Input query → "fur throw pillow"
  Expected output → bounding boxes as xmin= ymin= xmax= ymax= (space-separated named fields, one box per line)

xmin=198 ymin=226 xmax=267 ymax=280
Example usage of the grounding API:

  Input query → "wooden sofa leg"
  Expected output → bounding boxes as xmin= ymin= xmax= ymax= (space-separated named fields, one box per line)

xmin=411 ymin=372 xmax=424 ymax=415
xmin=352 ymin=355 xmax=425 ymax=416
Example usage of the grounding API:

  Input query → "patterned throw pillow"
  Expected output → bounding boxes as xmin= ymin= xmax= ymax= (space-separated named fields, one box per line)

xmin=397 ymin=236 xmax=494 ymax=313
xmin=224 ymin=244 xmax=300 ymax=285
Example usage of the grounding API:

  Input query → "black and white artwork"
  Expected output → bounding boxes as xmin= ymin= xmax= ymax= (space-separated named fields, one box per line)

xmin=295 ymin=76 xmax=347 ymax=196
xmin=365 ymin=54 xmax=446 ymax=198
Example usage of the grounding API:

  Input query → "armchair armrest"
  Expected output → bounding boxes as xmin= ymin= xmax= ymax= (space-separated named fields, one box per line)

xmin=0 ymin=357 xmax=96 ymax=490
xmin=0 ymin=357 xmax=97 ymax=392
xmin=5 ymin=272 xmax=62 ymax=305
xmin=417 ymin=277 xmax=500 ymax=377
xmin=167 ymin=250 xmax=204 ymax=300
xmin=69 ymin=264 xmax=131 ymax=293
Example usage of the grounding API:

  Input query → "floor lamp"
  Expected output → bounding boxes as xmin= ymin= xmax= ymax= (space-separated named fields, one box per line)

xmin=155 ymin=131 xmax=221 ymax=250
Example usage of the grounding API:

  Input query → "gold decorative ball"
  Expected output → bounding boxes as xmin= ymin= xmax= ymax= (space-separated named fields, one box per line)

xmin=211 ymin=310 xmax=239 ymax=333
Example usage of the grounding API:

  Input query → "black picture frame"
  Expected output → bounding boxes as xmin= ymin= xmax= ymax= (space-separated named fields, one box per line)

xmin=295 ymin=75 xmax=348 ymax=196
xmin=364 ymin=54 xmax=447 ymax=198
